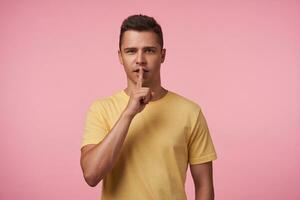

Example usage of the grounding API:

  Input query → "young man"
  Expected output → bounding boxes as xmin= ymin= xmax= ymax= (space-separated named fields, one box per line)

xmin=80 ymin=14 xmax=217 ymax=200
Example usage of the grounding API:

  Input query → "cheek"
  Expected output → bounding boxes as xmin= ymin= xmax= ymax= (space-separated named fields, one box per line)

xmin=122 ymin=57 xmax=135 ymax=68
xmin=123 ymin=65 xmax=132 ymax=75
xmin=149 ymin=58 xmax=162 ymax=69
xmin=122 ymin=62 xmax=135 ymax=78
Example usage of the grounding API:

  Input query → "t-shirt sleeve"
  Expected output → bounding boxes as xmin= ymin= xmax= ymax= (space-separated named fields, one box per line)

xmin=81 ymin=100 xmax=109 ymax=149
xmin=188 ymin=109 xmax=217 ymax=165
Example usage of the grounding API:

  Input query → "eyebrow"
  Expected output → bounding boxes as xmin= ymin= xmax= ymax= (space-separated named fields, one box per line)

xmin=123 ymin=46 xmax=158 ymax=51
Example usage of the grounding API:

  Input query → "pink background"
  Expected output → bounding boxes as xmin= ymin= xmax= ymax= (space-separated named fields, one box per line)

xmin=1 ymin=1 xmax=299 ymax=199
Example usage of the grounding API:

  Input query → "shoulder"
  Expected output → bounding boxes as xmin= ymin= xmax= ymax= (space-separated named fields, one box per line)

xmin=87 ymin=90 xmax=124 ymax=111
xmin=167 ymin=90 xmax=207 ymax=130
xmin=168 ymin=90 xmax=202 ymax=113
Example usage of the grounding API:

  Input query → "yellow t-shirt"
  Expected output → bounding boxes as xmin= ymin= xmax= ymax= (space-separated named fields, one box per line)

xmin=81 ymin=90 xmax=217 ymax=200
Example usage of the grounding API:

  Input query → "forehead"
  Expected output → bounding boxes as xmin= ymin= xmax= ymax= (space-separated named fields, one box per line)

xmin=121 ymin=30 xmax=160 ymax=49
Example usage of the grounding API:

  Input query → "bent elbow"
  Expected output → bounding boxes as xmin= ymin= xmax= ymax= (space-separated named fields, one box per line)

xmin=83 ymin=172 xmax=101 ymax=187
xmin=86 ymin=178 xmax=98 ymax=187
xmin=86 ymin=180 xmax=98 ymax=187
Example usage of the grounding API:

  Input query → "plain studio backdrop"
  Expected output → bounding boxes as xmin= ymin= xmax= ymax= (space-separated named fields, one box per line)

xmin=1 ymin=1 xmax=299 ymax=199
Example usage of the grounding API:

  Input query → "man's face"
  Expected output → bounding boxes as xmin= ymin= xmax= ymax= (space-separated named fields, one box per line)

xmin=118 ymin=30 xmax=166 ymax=87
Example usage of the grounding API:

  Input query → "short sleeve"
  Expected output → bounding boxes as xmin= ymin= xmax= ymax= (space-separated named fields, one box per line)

xmin=81 ymin=100 xmax=109 ymax=149
xmin=188 ymin=109 xmax=217 ymax=165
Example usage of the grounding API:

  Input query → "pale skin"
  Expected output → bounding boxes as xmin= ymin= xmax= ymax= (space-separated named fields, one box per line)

xmin=80 ymin=30 xmax=214 ymax=200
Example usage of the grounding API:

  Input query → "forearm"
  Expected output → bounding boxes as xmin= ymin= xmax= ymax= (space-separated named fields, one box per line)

xmin=195 ymin=185 xmax=214 ymax=200
xmin=81 ymin=110 xmax=134 ymax=186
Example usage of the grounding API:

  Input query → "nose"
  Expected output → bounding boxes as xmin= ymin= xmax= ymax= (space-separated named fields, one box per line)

xmin=136 ymin=50 xmax=146 ymax=66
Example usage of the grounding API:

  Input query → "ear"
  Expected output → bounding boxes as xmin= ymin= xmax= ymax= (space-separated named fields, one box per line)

xmin=118 ymin=50 xmax=124 ymax=65
xmin=161 ymin=48 xmax=166 ymax=63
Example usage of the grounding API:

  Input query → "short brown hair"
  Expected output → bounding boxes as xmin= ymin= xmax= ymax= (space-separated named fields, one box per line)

xmin=119 ymin=14 xmax=164 ymax=50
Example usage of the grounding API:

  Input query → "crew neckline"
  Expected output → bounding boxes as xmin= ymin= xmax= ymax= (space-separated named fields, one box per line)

xmin=120 ymin=89 xmax=171 ymax=105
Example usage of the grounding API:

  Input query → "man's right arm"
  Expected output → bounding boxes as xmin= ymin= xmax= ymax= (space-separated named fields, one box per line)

xmin=80 ymin=66 xmax=153 ymax=187
xmin=80 ymin=109 xmax=134 ymax=187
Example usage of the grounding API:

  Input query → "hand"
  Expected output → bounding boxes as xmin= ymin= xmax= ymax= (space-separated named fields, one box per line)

xmin=124 ymin=66 xmax=154 ymax=117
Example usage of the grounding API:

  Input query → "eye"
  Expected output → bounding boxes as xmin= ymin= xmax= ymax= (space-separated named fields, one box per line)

xmin=145 ymin=49 xmax=155 ymax=53
xmin=125 ymin=50 xmax=135 ymax=54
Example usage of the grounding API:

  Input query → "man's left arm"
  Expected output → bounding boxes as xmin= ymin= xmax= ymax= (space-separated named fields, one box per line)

xmin=190 ymin=161 xmax=215 ymax=200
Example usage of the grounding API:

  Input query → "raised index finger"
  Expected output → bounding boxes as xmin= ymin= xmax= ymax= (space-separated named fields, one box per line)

xmin=136 ymin=66 xmax=143 ymax=88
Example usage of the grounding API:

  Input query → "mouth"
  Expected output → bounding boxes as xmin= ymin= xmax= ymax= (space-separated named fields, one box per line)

xmin=133 ymin=68 xmax=149 ymax=73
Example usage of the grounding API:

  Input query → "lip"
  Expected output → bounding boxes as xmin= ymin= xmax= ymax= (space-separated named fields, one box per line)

xmin=133 ymin=69 xmax=149 ymax=73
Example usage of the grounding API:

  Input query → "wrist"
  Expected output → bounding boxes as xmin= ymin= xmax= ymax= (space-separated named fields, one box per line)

xmin=121 ymin=109 xmax=135 ymax=120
